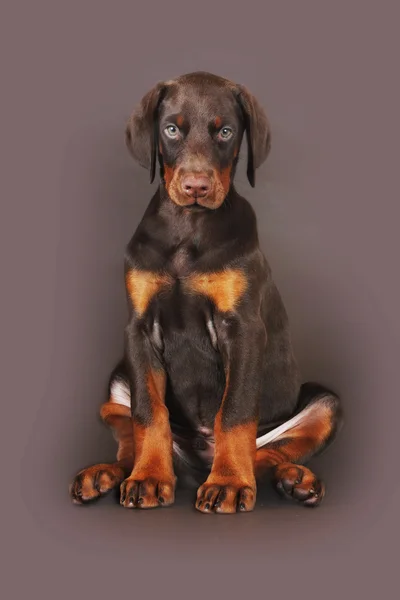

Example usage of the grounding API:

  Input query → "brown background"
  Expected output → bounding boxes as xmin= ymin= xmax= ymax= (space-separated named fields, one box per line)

xmin=2 ymin=1 xmax=399 ymax=598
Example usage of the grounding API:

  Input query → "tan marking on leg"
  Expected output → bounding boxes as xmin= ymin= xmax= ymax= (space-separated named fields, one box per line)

xmin=100 ymin=400 xmax=134 ymax=465
xmin=196 ymin=418 xmax=257 ymax=513
xmin=196 ymin=371 xmax=258 ymax=513
xmin=255 ymin=401 xmax=336 ymax=478
xmin=120 ymin=369 xmax=176 ymax=508
xmin=208 ymin=419 xmax=257 ymax=488
xmin=131 ymin=369 xmax=173 ymax=480
xmin=186 ymin=269 xmax=248 ymax=312
xmin=209 ymin=370 xmax=256 ymax=487
xmin=70 ymin=400 xmax=134 ymax=504
xmin=101 ymin=402 xmax=131 ymax=421
xmin=125 ymin=269 xmax=173 ymax=317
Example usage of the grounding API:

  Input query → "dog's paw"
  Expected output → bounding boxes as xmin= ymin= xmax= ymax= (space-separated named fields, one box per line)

xmin=120 ymin=476 xmax=175 ymax=509
xmin=195 ymin=481 xmax=256 ymax=514
xmin=70 ymin=463 xmax=124 ymax=504
xmin=273 ymin=463 xmax=325 ymax=507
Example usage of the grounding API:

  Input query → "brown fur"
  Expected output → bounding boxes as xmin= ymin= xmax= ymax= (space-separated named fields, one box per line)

xmin=196 ymin=371 xmax=257 ymax=513
xmin=255 ymin=401 xmax=335 ymax=475
xmin=70 ymin=400 xmax=134 ymax=504
xmin=70 ymin=72 xmax=342 ymax=514
xmin=125 ymin=269 xmax=173 ymax=316
xmin=186 ymin=269 xmax=248 ymax=312
xmin=120 ymin=369 xmax=176 ymax=508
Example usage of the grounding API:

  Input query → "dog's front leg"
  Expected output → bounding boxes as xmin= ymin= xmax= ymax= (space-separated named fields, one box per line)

xmin=119 ymin=320 xmax=176 ymax=509
xmin=196 ymin=314 xmax=267 ymax=514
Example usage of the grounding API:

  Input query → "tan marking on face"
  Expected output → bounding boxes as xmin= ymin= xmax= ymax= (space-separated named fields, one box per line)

xmin=218 ymin=166 xmax=232 ymax=195
xmin=204 ymin=166 xmax=231 ymax=208
xmin=176 ymin=114 xmax=184 ymax=127
xmin=125 ymin=269 xmax=173 ymax=316
xmin=165 ymin=165 xmax=192 ymax=206
xmin=186 ymin=269 xmax=248 ymax=312
xmin=165 ymin=161 xmax=230 ymax=208
xmin=214 ymin=116 xmax=222 ymax=128
xmin=164 ymin=165 xmax=174 ymax=189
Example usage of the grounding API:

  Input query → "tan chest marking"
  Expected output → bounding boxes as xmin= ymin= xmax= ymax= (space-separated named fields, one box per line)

xmin=125 ymin=269 xmax=173 ymax=317
xmin=186 ymin=269 xmax=248 ymax=312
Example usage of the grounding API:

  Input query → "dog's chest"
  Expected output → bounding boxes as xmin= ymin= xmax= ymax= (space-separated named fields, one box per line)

xmin=128 ymin=233 xmax=246 ymax=321
xmin=151 ymin=273 xmax=219 ymax=352
xmin=169 ymin=243 xmax=197 ymax=277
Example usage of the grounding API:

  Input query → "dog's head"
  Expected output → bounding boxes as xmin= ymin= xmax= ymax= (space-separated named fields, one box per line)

xmin=126 ymin=72 xmax=271 ymax=209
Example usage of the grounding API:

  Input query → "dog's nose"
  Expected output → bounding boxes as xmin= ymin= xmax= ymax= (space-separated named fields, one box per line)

xmin=181 ymin=174 xmax=211 ymax=198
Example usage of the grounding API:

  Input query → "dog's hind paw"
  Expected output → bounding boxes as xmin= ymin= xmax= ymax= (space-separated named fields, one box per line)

xmin=69 ymin=463 xmax=124 ymax=504
xmin=273 ymin=463 xmax=325 ymax=507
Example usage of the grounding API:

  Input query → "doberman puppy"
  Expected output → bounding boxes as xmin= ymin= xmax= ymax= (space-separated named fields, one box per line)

xmin=70 ymin=71 xmax=342 ymax=513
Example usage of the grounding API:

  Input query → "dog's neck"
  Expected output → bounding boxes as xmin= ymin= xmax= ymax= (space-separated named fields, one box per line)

xmin=128 ymin=181 xmax=259 ymax=277
xmin=132 ymin=182 xmax=259 ymax=269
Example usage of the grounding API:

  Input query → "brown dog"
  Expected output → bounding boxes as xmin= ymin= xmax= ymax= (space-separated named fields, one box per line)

xmin=70 ymin=72 xmax=342 ymax=513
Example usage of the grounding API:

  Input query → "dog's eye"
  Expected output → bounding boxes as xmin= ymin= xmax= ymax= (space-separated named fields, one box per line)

xmin=164 ymin=125 xmax=180 ymax=139
xmin=218 ymin=127 xmax=233 ymax=141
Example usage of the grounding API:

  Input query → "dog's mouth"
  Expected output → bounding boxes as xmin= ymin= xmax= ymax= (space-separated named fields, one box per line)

xmin=178 ymin=193 xmax=224 ymax=210
xmin=184 ymin=200 xmax=205 ymax=208
xmin=182 ymin=194 xmax=215 ymax=209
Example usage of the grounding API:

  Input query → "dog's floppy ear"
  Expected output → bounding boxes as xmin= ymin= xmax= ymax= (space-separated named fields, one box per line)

xmin=125 ymin=82 xmax=167 ymax=183
xmin=235 ymin=85 xmax=271 ymax=187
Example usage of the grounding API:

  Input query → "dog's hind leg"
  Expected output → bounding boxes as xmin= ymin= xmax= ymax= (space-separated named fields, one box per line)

xmin=69 ymin=369 xmax=134 ymax=504
xmin=255 ymin=383 xmax=343 ymax=507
